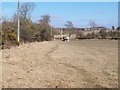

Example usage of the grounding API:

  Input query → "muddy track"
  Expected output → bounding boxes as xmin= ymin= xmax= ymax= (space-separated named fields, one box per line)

xmin=61 ymin=63 xmax=96 ymax=87
xmin=45 ymin=44 xmax=59 ymax=61
xmin=47 ymin=41 xmax=118 ymax=88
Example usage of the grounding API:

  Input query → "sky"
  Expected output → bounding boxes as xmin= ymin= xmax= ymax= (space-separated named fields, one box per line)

xmin=2 ymin=2 xmax=118 ymax=28
xmin=1 ymin=0 xmax=119 ymax=2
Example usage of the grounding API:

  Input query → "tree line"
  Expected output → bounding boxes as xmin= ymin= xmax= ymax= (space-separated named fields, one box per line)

xmin=76 ymin=28 xmax=120 ymax=40
xmin=1 ymin=3 xmax=55 ymax=49
xmin=62 ymin=20 xmax=120 ymax=40
xmin=0 ymin=2 xmax=120 ymax=49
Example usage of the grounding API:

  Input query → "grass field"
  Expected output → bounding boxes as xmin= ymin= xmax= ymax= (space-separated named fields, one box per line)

xmin=2 ymin=40 xmax=118 ymax=88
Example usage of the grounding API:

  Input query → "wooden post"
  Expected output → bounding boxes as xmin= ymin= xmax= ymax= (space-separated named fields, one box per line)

xmin=60 ymin=28 xmax=63 ymax=40
xmin=17 ymin=0 xmax=20 ymax=45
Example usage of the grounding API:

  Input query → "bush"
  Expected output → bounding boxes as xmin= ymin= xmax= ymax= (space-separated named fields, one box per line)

xmin=2 ymin=28 xmax=18 ymax=49
xmin=99 ymin=29 xmax=108 ymax=39
xmin=76 ymin=31 xmax=84 ymax=39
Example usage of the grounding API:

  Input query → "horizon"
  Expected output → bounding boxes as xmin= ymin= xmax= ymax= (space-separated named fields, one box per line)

xmin=2 ymin=2 xmax=118 ymax=28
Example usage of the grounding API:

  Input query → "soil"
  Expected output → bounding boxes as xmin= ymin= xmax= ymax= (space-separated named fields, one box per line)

xmin=1 ymin=40 xmax=118 ymax=88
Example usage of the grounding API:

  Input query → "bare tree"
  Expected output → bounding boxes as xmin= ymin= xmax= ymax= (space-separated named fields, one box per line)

xmin=20 ymin=2 xmax=35 ymax=21
xmin=64 ymin=21 xmax=74 ymax=37
xmin=40 ymin=15 xmax=50 ymax=24
xmin=38 ymin=14 xmax=52 ymax=41
xmin=65 ymin=21 xmax=73 ymax=28
xmin=38 ymin=14 xmax=51 ymax=30
xmin=89 ymin=20 xmax=97 ymax=29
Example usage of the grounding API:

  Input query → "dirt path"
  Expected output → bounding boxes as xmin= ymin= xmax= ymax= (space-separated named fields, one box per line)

xmin=2 ymin=40 xmax=118 ymax=88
